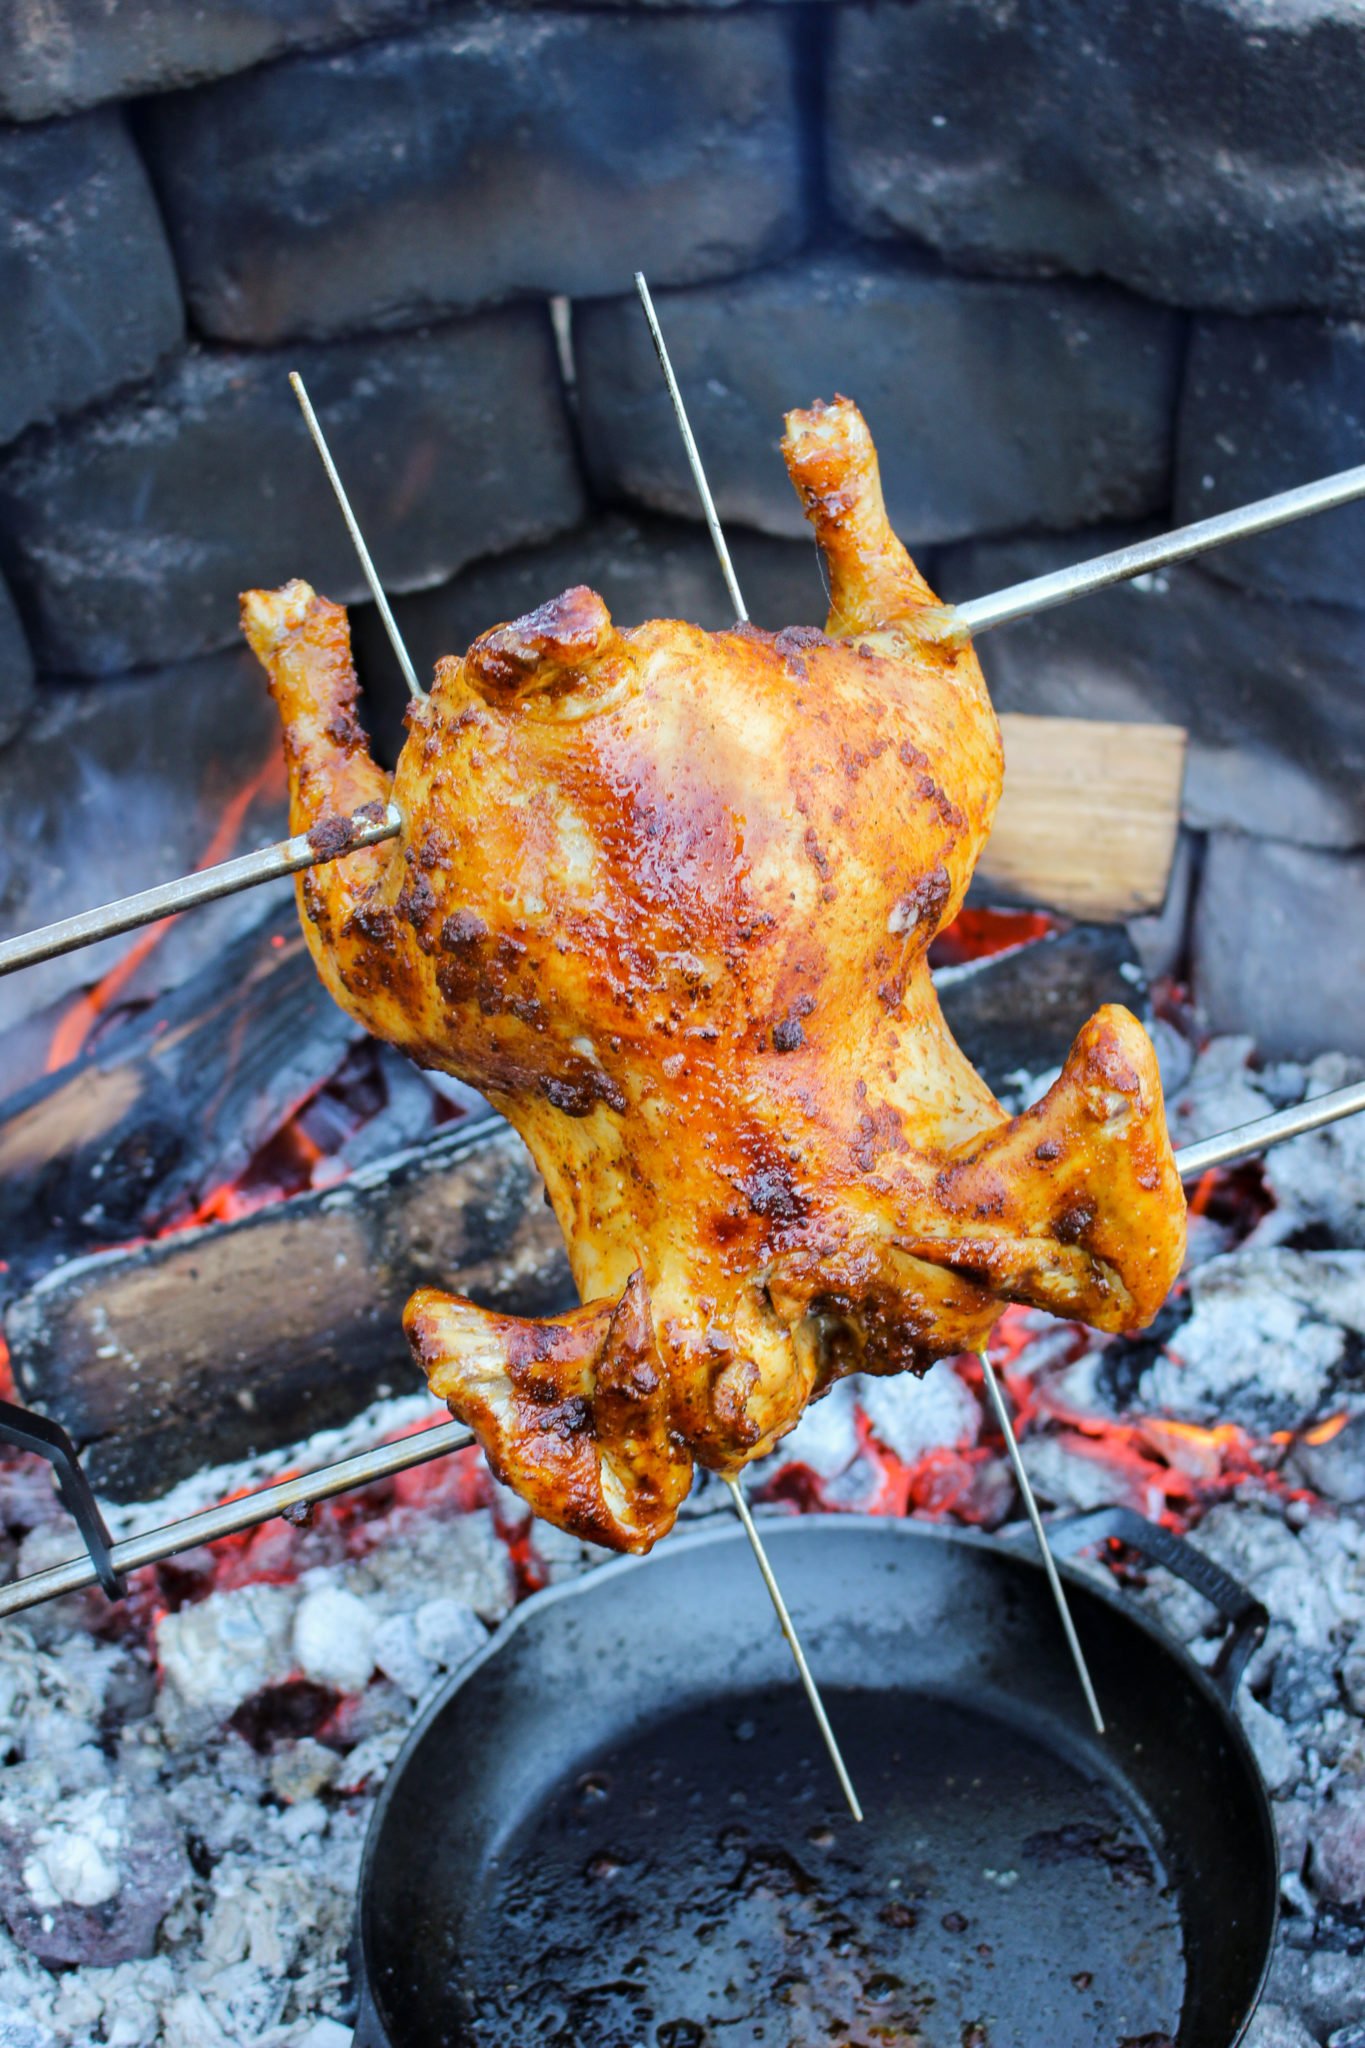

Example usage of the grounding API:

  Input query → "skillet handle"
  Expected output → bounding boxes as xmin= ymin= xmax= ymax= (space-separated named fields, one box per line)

xmin=1043 ymin=1504 xmax=1268 ymax=1701
xmin=350 ymin=1979 xmax=387 ymax=2048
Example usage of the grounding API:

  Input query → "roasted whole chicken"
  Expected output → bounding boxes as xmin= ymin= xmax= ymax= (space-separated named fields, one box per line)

xmin=243 ymin=396 xmax=1186 ymax=1553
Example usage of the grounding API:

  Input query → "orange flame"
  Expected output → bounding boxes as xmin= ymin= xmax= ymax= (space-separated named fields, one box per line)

xmin=45 ymin=755 xmax=285 ymax=1075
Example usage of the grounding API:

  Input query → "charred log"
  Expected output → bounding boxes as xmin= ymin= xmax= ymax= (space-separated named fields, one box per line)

xmin=5 ymin=1117 xmax=571 ymax=1500
xmin=936 ymin=923 xmax=1147 ymax=1095
xmin=0 ymin=908 xmax=363 ymax=1286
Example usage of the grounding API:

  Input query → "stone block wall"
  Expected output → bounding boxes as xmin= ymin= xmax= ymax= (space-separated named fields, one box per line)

xmin=0 ymin=0 xmax=1362 ymax=1059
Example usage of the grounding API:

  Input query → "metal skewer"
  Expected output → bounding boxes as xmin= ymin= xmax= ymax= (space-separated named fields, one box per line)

xmin=978 ymin=1350 xmax=1105 ymax=1735
xmin=637 ymin=268 xmax=862 ymax=1818
xmin=0 ymin=1104 xmax=1355 ymax=1627
xmin=634 ymin=273 xmax=749 ymax=623
xmin=1172 ymin=1081 xmax=1365 ymax=1179
xmin=0 ymin=802 xmax=401 ymax=978
xmin=956 ymin=461 xmax=1365 ymax=635
xmin=727 ymin=1478 xmax=864 ymax=1822
xmin=637 ymin=274 xmax=863 ymax=1808
xmin=289 ymin=371 xmax=426 ymax=702
xmin=0 ymin=1418 xmax=473 ymax=1620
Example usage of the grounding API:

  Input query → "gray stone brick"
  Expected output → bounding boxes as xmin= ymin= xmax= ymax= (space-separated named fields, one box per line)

xmin=0 ymin=111 xmax=181 ymax=446
xmin=0 ymin=311 xmax=585 ymax=675
xmin=938 ymin=526 xmax=1365 ymax=851
xmin=0 ymin=0 xmax=806 ymax=119
xmin=574 ymin=254 xmax=1181 ymax=549
xmin=0 ymin=2 xmax=450 ymax=121
xmin=0 ymin=576 xmax=35 ymax=750
xmin=1176 ymin=315 xmax=1365 ymax=612
xmin=830 ymin=0 xmax=1365 ymax=317
xmin=1192 ymin=835 xmax=1365 ymax=1061
xmin=139 ymin=10 xmax=807 ymax=344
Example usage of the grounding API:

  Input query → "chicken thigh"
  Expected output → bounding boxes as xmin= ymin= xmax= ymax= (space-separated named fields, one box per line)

xmin=242 ymin=396 xmax=1185 ymax=1552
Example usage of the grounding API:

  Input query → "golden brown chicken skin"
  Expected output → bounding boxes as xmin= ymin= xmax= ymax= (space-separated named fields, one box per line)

xmin=242 ymin=396 xmax=1186 ymax=1553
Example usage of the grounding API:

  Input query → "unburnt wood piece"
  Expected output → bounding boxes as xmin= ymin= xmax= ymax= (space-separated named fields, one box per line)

xmin=980 ymin=713 xmax=1187 ymax=921
xmin=6 ymin=1117 xmax=571 ymax=1500
xmin=0 ymin=907 xmax=361 ymax=1283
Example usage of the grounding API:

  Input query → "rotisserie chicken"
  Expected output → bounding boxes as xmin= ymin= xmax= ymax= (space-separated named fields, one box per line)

xmin=242 ymin=395 xmax=1186 ymax=1553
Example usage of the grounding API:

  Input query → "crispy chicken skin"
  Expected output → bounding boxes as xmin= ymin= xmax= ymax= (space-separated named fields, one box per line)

xmin=242 ymin=396 xmax=1186 ymax=1553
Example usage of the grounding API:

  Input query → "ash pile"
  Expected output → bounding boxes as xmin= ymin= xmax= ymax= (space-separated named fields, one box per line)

xmin=0 ymin=1028 xmax=1362 ymax=2046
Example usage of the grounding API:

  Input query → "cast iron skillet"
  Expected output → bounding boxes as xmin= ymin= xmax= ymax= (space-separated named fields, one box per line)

xmin=354 ymin=1508 xmax=1276 ymax=2048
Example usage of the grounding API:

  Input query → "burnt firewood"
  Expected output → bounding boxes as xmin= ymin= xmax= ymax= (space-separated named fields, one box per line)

xmin=0 ymin=906 xmax=362 ymax=1286
xmin=5 ymin=1116 xmax=571 ymax=1501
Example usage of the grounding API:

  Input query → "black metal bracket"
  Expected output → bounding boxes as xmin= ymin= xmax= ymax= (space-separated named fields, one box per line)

xmin=0 ymin=1399 xmax=126 ymax=1600
xmin=1045 ymin=1503 xmax=1268 ymax=1701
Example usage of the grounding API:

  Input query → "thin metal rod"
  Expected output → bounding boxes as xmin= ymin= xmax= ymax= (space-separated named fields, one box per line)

xmin=289 ymin=371 xmax=425 ymax=701
xmin=978 ymin=1351 xmax=1105 ymax=1737
xmin=1173 ymin=1079 xmax=1365 ymax=1180
xmin=0 ymin=801 xmax=401 ymax=980
xmin=634 ymin=274 xmax=749 ymax=623
xmin=725 ymin=1477 xmax=864 ymax=1821
xmin=957 ymin=461 xmax=1365 ymax=635
xmin=0 ymin=1418 xmax=474 ymax=1620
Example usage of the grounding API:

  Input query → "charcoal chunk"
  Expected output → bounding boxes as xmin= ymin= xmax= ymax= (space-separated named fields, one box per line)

xmin=1176 ymin=316 xmax=1365 ymax=612
xmin=575 ymin=254 xmax=1181 ymax=548
xmin=1285 ymin=1414 xmax=1365 ymax=1507
xmin=1192 ymin=835 xmax=1365 ymax=1062
xmin=0 ymin=312 xmax=585 ymax=675
xmin=350 ymin=512 xmax=825 ymax=760
xmin=0 ymin=1787 xmax=189 ymax=1966
xmin=0 ymin=111 xmax=181 ymax=446
xmin=938 ymin=527 xmax=1365 ymax=850
xmin=935 ymin=925 xmax=1146 ymax=1097
xmin=829 ymin=0 xmax=1365 ymax=316
xmin=0 ymin=1 xmax=458 ymax=120
xmin=0 ymin=574 xmax=35 ymax=748
xmin=139 ymin=10 xmax=806 ymax=343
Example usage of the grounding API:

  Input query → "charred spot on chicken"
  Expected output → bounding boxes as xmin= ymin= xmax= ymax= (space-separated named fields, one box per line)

xmin=242 ymin=395 xmax=1186 ymax=1554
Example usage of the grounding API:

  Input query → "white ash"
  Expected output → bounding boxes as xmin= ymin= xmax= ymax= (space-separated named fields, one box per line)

xmin=0 ymin=1396 xmax=518 ymax=2044
xmin=858 ymin=1358 xmax=981 ymax=1464
xmin=1138 ymin=1248 xmax=1365 ymax=1435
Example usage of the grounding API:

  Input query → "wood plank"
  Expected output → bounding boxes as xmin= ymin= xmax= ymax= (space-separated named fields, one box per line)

xmin=978 ymin=714 xmax=1187 ymax=922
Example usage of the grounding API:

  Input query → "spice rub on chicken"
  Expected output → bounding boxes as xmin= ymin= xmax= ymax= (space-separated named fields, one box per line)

xmin=242 ymin=395 xmax=1186 ymax=1554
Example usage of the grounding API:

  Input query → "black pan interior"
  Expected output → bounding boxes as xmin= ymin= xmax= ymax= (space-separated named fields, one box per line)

xmin=360 ymin=1516 xmax=1276 ymax=2048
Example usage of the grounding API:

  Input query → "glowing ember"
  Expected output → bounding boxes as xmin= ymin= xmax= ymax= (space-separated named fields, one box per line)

xmin=928 ymin=904 xmax=1061 ymax=969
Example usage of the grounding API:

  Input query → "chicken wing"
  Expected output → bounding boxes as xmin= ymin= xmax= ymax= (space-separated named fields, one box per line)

xmin=242 ymin=395 xmax=1186 ymax=1552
